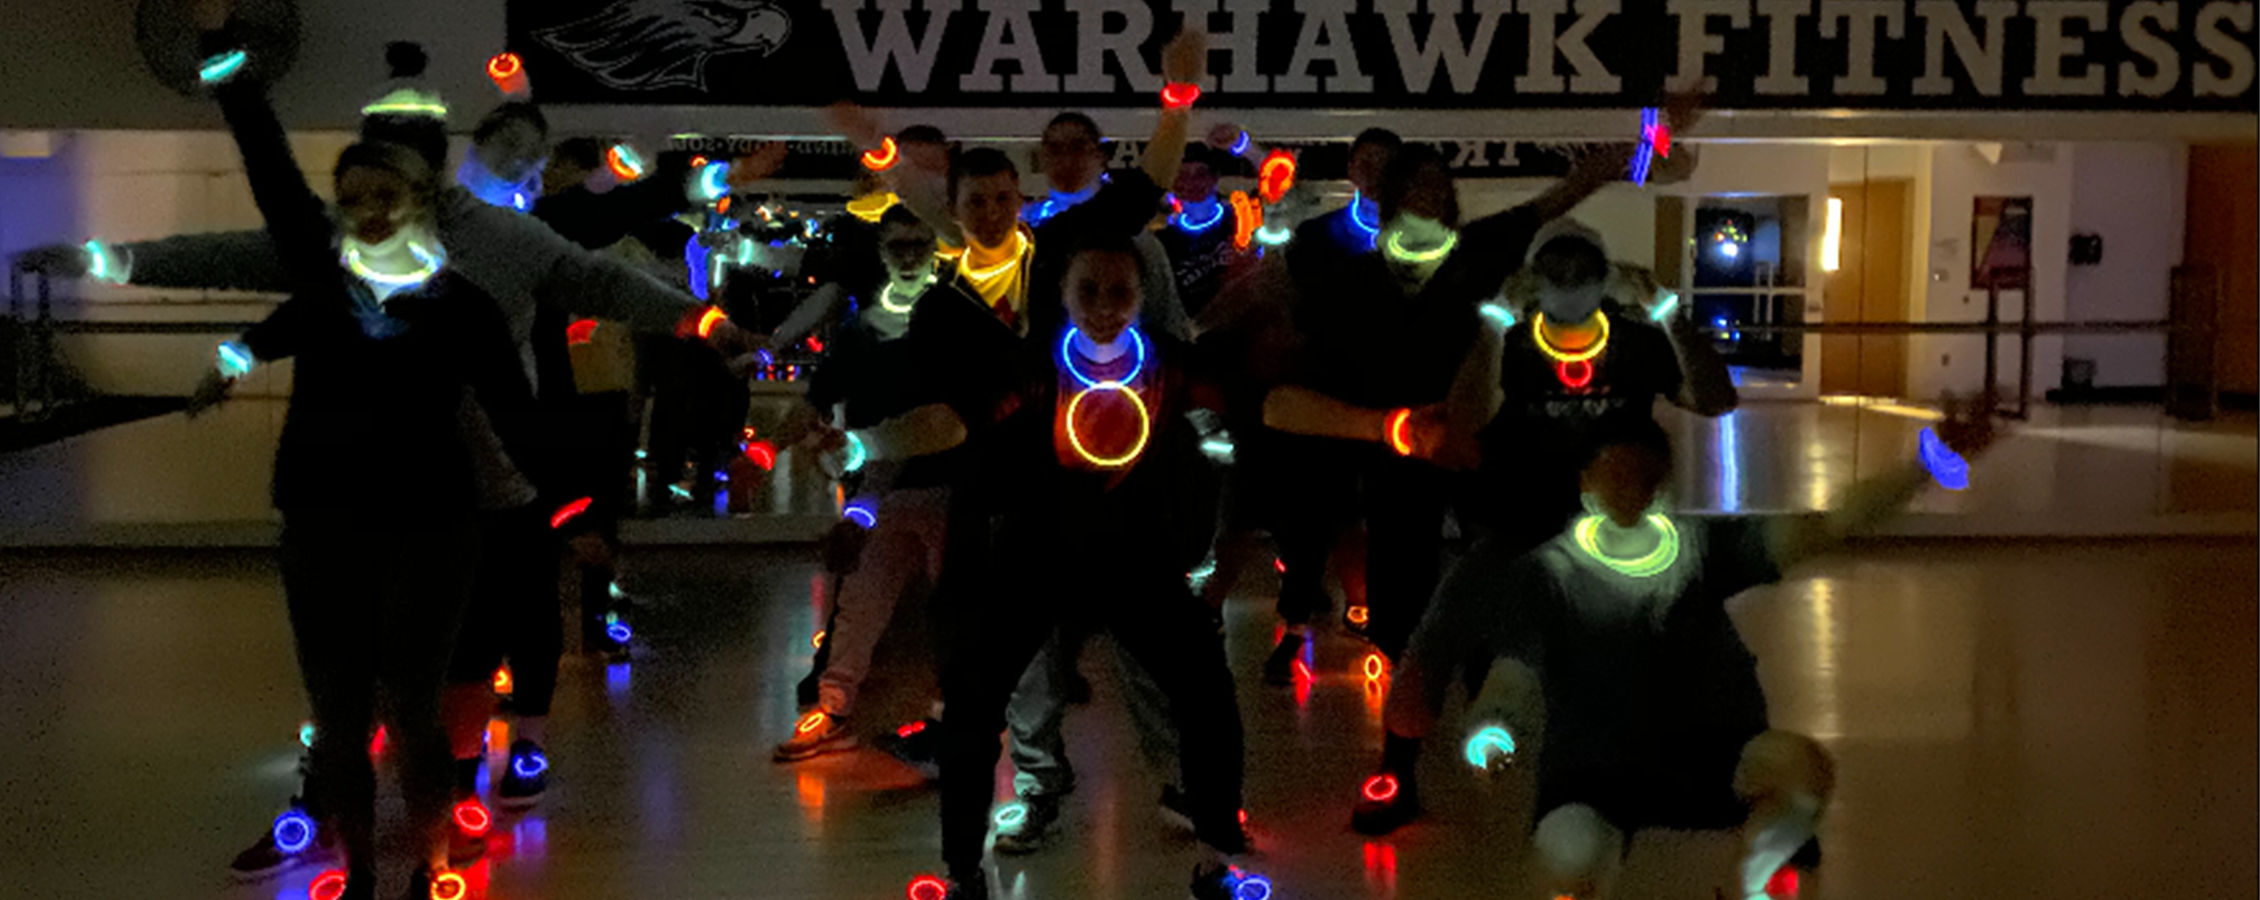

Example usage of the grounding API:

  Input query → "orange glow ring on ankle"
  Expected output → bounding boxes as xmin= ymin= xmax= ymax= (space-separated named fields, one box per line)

xmin=310 ymin=869 xmax=350 ymax=900
xmin=1361 ymin=773 xmax=1400 ymax=803
xmin=452 ymin=800 xmax=491 ymax=837
xmin=492 ymin=665 xmax=513 ymax=694
xmin=795 ymin=711 xmax=828 ymax=734
xmin=429 ymin=871 xmax=467 ymax=900
xmin=1385 ymin=408 xmax=1415 ymax=456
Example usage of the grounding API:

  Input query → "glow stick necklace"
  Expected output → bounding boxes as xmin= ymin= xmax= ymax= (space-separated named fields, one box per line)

xmin=1572 ymin=513 xmax=1680 ymax=578
xmin=958 ymin=229 xmax=1030 ymax=310
xmin=1532 ymin=311 xmax=1610 ymax=390
xmin=881 ymin=275 xmax=934 ymax=314
xmin=1384 ymin=229 xmax=1457 ymax=265
xmin=344 ymin=240 xmax=443 ymax=298
xmin=1172 ymin=196 xmax=1227 ymax=234
xmin=1348 ymin=191 xmax=1380 ymax=249
xmin=1060 ymin=327 xmax=1152 ymax=468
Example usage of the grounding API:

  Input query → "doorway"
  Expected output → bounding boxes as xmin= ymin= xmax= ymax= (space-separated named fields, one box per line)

xmin=1823 ymin=179 xmax=1913 ymax=398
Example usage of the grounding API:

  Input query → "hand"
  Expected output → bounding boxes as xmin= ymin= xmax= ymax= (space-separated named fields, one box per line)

xmin=1397 ymin=405 xmax=1479 ymax=469
xmin=186 ymin=369 xmax=233 ymax=417
xmin=1205 ymin=122 xmax=1245 ymax=152
xmin=1661 ymin=90 xmax=1708 ymax=136
xmin=824 ymin=101 xmax=885 ymax=149
xmin=1571 ymin=142 xmax=1637 ymax=182
xmin=13 ymin=244 xmax=90 ymax=279
xmin=1160 ymin=28 xmax=1208 ymax=88
xmin=1932 ymin=391 xmax=2001 ymax=458
xmin=726 ymin=142 xmax=788 ymax=187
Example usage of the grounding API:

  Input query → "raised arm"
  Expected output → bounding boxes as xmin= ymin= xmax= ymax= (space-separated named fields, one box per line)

xmin=829 ymin=103 xmax=962 ymax=246
xmin=1139 ymin=29 xmax=1207 ymax=190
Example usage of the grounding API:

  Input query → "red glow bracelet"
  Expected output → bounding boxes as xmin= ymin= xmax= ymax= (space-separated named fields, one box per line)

xmin=1161 ymin=82 xmax=1201 ymax=110
xmin=678 ymin=305 xmax=727 ymax=339
xmin=1385 ymin=408 xmax=1415 ymax=456
xmin=861 ymin=135 xmax=899 ymax=172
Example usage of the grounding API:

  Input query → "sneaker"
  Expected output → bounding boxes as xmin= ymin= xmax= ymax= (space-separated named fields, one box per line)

xmin=908 ymin=871 xmax=986 ymax=900
xmin=498 ymin=740 xmax=549 ymax=809
xmin=228 ymin=805 xmax=332 ymax=881
xmin=448 ymin=798 xmax=490 ymax=864
xmin=589 ymin=610 xmax=634 ymax=661
xmin=990 ymin=793 xmax=1063 ymax=856
xmin=1260 ymin=632 xmax=1305 ymax=686
xmin=878 ymin=717 xmax=943 ymax=780
xmin=1190 ymin=862 xmax=1273 ymax=900
xmin=1349 ymin=772 xmax=1422 ymax=836
xmin=773 ymin=710 xmax=857 ymax=762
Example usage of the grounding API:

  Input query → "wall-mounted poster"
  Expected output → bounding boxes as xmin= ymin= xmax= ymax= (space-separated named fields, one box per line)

xmin=1972 ymin=197 xmax=2033 ymax=289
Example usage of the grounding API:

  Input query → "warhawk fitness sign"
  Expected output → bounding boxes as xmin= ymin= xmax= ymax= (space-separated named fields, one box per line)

xmin=510 ymin=0 xmax=2257 ymax=110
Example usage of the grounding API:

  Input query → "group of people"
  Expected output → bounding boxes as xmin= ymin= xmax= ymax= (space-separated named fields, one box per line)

xmin=16 ymin=12 xmax=2004 ymax=900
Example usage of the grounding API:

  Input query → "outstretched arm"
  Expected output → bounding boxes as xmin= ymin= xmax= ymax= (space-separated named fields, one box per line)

xmin=1765 ymin=396 xmax=2000 ymax=571
xmin=829 ymin=103 xmax=961 ymax=246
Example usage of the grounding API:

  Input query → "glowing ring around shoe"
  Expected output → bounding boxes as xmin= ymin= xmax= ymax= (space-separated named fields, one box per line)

xmin=1226 ymin=867 xmax=1273 ymax=900
xmin=1919 ymin=427 xmax=1969 ymax=491
xmin=452 ymin=800 xmax=491 ymax=837
xmin=512 ymin=749 xmax=549 ymax=779
xmin=1064 ymin=383 xmax=1151 ymax=468
xmin=309 ymin=870 xmax=350 ymax=900
xmin=1361 ymin=773 xmax=1399 ymax=803
xmin=1463 ymin=725 xmax=1516 ymax=768
xmin=607 ymin=620 xmax=634 ymax=644
xmin=993 ymin=800 xmax=1028 ymax=829
xmin=907 ymin=875 xmax=949 ymax=900
xmin=429 ymin=871 xmax=467 ymax=900
xmin=272 ymin=809 xmax=316 ymax=854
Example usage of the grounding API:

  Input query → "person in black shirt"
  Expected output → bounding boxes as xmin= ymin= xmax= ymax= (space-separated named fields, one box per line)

xmin=1154 ymin=142 xmax=1253 ymax=322
xmin=772 ymin=205 xmax=955 ymax=761
xmin=827 ymin=236 xmax=1256 ymax=900
xmin=189 ymin=15 xmax=538 ymax=897
xmin=1447 ymin=405 xmax=1997 ymax=899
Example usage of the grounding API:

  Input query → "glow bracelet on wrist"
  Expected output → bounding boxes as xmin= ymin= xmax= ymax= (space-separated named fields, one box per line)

xmin=843 ymin=497 xmax=877 ymax=529
xmin=842 ymin=432 xmax=869 ymax=472
xmin=1918 ymin=427 xmax=1970 ymax=491
xmin=692 ymin=160 xmax=731 ymax=204
xmin=607 ymin=144 xmax=646 ymax=182
xmin=1160 ymin=82 xmax=1201 ymax=110
xmin=1229 ymin=129 xmax=1251 ymax=157
xmin=1650 ymin=287 xmax=1681 ymax=322
xmin=1631 ymin=107 xmax=1670 ymax=186
xmin=1258 ymin=150 xmax=1297 ymax=204
xmin=216 ymin=340 xmax=254 ymax=379
xmin=861 ymin=136 xmax=899 ymax=172
xmin=679 ymin=305 xmax=727 ymax=339
xmin=84 ymin=239 xmax=133 ymax=285
xmin=1463 ymin=725 xmax=1517 ymax=768
xmin=1384 ymin=408 xmax=1415 ymax=456
xmin=198 ymin=49 xmax=248 ymax=85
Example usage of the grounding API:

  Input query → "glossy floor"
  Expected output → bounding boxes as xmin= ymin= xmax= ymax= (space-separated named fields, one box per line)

xmin=1 ymin=538 xmax=2252 ymax=900
xmin=1 ymin=399 xmax=2251 ymax=541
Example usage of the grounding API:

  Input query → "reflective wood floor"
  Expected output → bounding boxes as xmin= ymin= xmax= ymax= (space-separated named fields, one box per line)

xmin=0 ymin=537 xmax=2251 ymax=899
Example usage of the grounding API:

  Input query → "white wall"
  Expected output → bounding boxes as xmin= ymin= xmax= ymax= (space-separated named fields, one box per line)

xmin=2064 ymin=143 xmax=2188 ymax=389
xmin=1912 ymin=143 xmax=2076 ymax=404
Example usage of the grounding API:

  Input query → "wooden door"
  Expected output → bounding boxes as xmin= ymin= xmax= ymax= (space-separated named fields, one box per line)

xmin=1822 ymin=180 xmax=1911 ymax=397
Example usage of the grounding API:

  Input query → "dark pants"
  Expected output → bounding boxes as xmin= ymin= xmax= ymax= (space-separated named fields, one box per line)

xmin=1361 ymin=455 xmax=1457 ymax=660
xmin=641 ymin=337 xmax=747 ymax=489
xmin=280 ymin=512 xmax=480 ymax=863
xmin=939 ymin=518 xmax=1245 ymax=878
xmin=1259 ymin=432 xmax=1363 ymax=627
xmin=1534 ymin=726 xmax=1761 ymax=835
xmin=560 ymin=390 xmax=640 ymax=641
xmin=449 ymin=503 xmax=563 ymax=716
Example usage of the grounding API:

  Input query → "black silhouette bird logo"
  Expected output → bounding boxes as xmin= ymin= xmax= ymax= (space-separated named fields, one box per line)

xmin=533 ymin=0 xmax=793 ymax=91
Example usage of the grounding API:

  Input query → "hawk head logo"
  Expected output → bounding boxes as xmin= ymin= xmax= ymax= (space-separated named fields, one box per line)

xmin=534 ymin=0 xmax=792 ymax=92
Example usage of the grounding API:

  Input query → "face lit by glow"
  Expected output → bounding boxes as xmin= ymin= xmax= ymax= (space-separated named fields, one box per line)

xmin=879 ymin=220 xmax=939 ymax=287
xmin=1063 ymin=249 xmax=1142 ymax=346
xmin=952 ymin=171 xmax=1022 ymax=249
xmin=335 ymin=166 xmax=421 ymax=246
xmin=1579 ymin=443 xmax=1671 ymax=528
xmin=1173 ymin=160 xmax=1218 ymax=204
xmin=1038 ymin=120 xmax=1105 ymax=194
